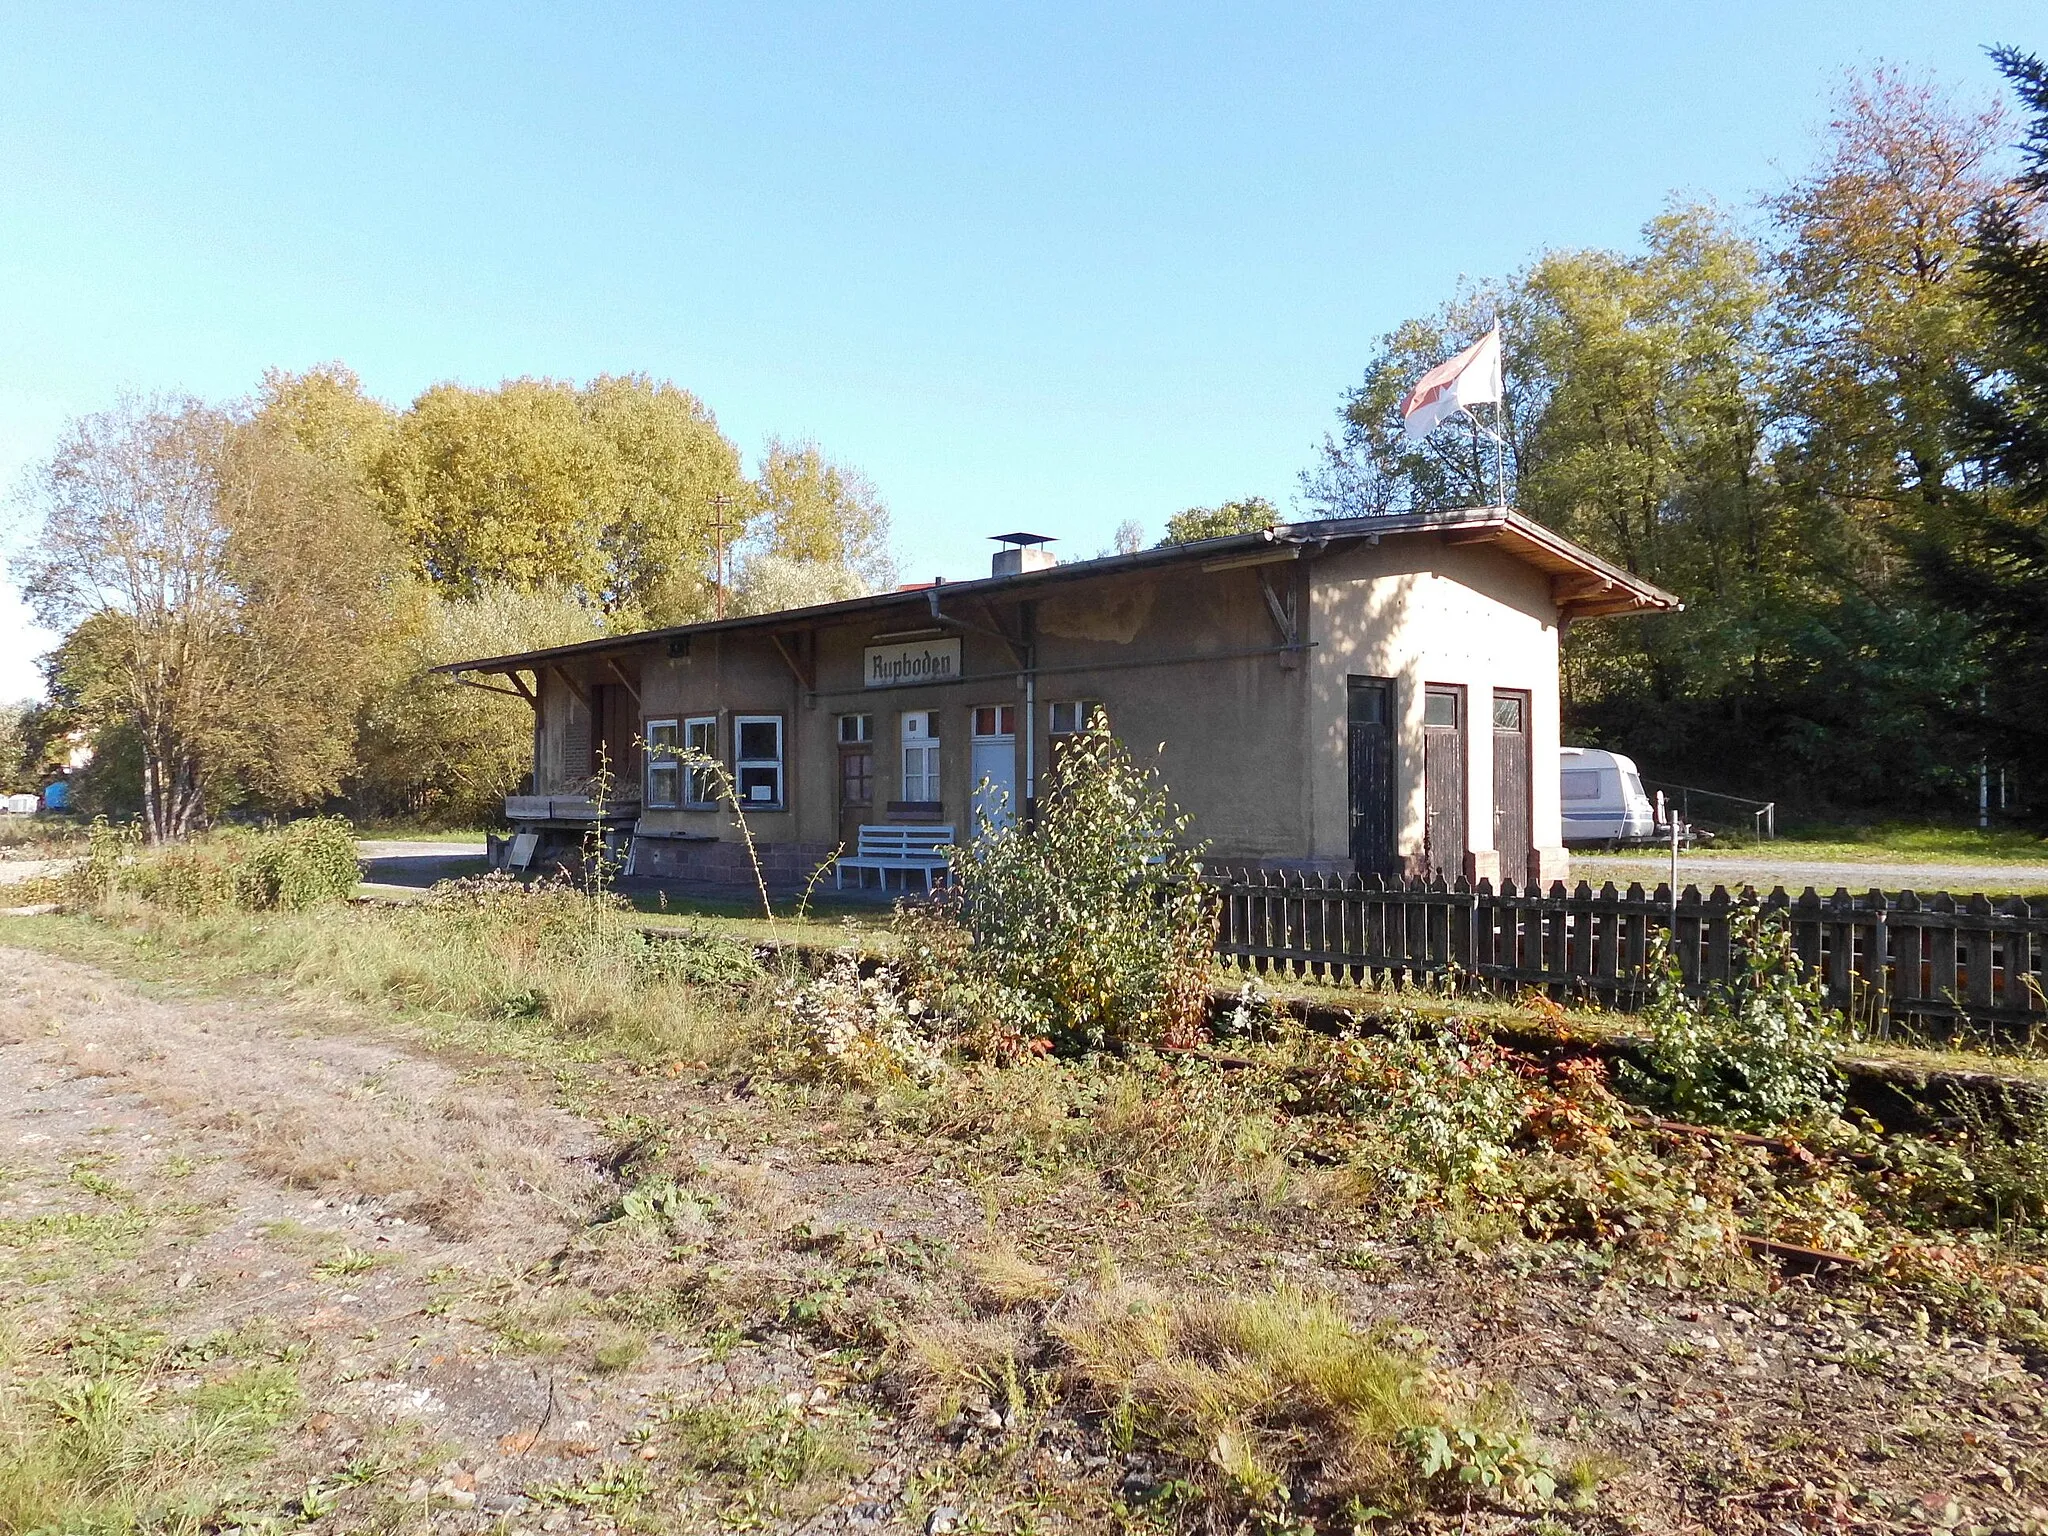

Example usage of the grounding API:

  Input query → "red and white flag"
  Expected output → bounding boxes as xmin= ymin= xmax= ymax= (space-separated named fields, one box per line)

xmin=1398 ymin=327 xmax=1503 ymax=443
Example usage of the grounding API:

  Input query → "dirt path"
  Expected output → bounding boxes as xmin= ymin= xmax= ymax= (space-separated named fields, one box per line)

xmin=4 ymin=942 xmax=2044 ymax=1533
xmin=0 ymin=948 xmax=922 ymax=1533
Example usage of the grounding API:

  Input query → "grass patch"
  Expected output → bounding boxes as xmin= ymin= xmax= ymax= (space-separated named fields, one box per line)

xmin=1679 ymin=823 xmax=2048 ymax=864
xmin=0 ymin=1323 xmax=307 ymax=1534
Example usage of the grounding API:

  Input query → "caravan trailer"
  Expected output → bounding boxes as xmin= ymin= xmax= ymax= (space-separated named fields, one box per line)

xmin=1560 ymin=747 xmax=1657 ymax=846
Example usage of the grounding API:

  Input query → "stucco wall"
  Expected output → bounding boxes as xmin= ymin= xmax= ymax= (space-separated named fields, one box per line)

xmin=522 ymin=533 xmax=1571 ymax=884
xmin=1307 ymin=539 xmax=1565 ymax=880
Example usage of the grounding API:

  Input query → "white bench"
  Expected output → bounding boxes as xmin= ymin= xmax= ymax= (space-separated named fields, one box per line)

xmin=836 ymin=825 xmax=955 ymax=892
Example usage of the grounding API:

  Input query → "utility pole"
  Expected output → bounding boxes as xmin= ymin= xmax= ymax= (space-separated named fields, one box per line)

xmin=710 ymin=492 xmax=733 ymax=621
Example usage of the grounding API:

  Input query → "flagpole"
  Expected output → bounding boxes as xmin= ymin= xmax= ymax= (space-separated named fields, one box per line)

xmin=1494 ymin=319 xmax=1507 ymax=509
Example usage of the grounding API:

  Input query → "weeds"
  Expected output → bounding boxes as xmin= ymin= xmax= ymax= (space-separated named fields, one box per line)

xmin=905 ymin=720 xmax=1216 ymax=1056
xmin=0 ymin=1324 xmax=306 ymax=1534
xmin=68 ymin=816 xmax=361 ymax=914
xmin=1624 ymin=905 xmax=1845 ymax=1130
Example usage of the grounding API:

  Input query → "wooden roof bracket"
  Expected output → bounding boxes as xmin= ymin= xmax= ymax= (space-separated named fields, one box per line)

xmin=926 ymin=589 xmax=1025 ymax=667
xmin=1257 ymin=545 xmax=1318 ymax=669
xmin=548 ymin=665 xmax=592 ymax=714
xmin=1258 ymin=566 xmax=1297 ymax=649
xmin=452 ymin=672 xmax=536 ymax=705
xmin=769 ymin=631 xmax=817 ymax=695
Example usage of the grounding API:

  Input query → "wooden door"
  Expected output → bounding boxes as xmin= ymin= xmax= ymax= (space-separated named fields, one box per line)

xmin=1422 ymin=685 xmax=1466 ymax=880
xmin=1347 ymin=677 xmax=1397 ymax=874
xmin=1491 ymin=689 xmax=1532 ymax=888
xmin=589 ymin=684 xmax=640 ymax=795
xmin=837 ymin=713 xmax=875 ymax=848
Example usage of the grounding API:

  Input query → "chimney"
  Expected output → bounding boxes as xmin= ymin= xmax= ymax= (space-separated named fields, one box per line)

xmin=990 ymin=532 xmax=1056 ymax=578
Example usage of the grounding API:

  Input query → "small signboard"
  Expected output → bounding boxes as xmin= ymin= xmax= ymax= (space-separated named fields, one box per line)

xmin=864 ymin=637 xmax=962 ymax=689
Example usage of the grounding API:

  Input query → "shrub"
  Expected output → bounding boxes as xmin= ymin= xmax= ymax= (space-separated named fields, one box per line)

xmin=1298 ymin=1021 xmax=1530 ymax=1208
xmin=235 ymin=817 xmax=361 ymax=909
xmin=67 ymin=816 xmax=361 ymax=913
xmin=913 ymin=720 xmax=1215 ymax=1055
xmin=777 ymin=957 xmax=946 ymax=1087
xmin=1623 ymin=905 xmax=1844 ymax=1130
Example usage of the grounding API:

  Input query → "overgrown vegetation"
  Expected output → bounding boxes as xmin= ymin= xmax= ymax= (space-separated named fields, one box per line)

xmin=67 ymin=815 xmax=363 ymax=912
xmin=18 ymin=732 xmax=2048 ymax=1532
xmin=1625 ymin=907 xmax=1846 ymax=1130
xmin=897 ymin=721 xmax=1216 ymax=1056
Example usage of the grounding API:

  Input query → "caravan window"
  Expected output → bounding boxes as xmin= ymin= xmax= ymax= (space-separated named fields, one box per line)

xmin=1561 ymin=770 xmax=1602 ymax=802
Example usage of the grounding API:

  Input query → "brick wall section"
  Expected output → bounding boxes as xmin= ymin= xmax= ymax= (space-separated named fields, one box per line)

xmin=626 ymin=837 xmax=840 ymax=900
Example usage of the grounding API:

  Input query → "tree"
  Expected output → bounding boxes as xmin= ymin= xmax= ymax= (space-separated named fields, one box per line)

xmin=373 ymin=375 xmax=752 ymax=622
xmin=1302 ymin=283 xmax=1539 ymax=517
xmin=1769 ymin=68 xmax=2012 ymax=563
xmin=729 ymin=553 xmax=870 ymax=617
xmin=17 ymin=397 xmax=401 ymax=838
xmin=354 ymin=584 xmax=606 ymax=823
xmin=20 ymin=398 xmax=239 ymax=838
xmin=213 ymin=420 xmax=406 ymax=810
xmin=0 ymin=704 xmax=29 ymax=795
xmin=1157 ymin=496 xmax=1280 ymax=545
xmin=256 ymin=362 xmax=396 ymax=489
xmin=1915 ymin=49 xmax=2048 ymax=780
xmin=749 ymin=437 xmax=895 ymax=589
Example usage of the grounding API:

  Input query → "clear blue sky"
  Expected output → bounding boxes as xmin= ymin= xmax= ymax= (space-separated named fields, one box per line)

xmin=1 ymin=1 xmax=2038 ymax=702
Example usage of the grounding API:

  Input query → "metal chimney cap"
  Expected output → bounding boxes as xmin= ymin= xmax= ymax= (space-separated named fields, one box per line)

xmin=989 ymin=532 xmax=1056 ymax=546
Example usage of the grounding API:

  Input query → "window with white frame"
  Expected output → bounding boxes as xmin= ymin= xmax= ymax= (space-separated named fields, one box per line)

xmin=645 ymin=719 xmax=680 ymax=808
xmin=971 ymin=705 xmax=1016 ymax=739
xmin=1047 ymin=699 xmax=1105 ymax=736
xmin=734 ymin=715 xmax=785 ymax=808
xmin=683 ymin=716 xmax=719 ymax=807
xmin=901 ymin=711 xmax=941 ymax=803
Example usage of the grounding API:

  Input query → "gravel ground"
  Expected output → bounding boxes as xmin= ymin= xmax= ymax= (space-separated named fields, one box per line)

xmin=356 ymin=839 xmax=490 ymax=890
xmin=1574 ymin=852 xmax=2048 ymax=897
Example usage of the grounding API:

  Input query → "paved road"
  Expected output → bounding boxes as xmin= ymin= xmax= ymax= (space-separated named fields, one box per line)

xmin=1574 ymin=851 xmax=2048 ymax=895
xmin=355 ymin=838 xmax=489 ymax=890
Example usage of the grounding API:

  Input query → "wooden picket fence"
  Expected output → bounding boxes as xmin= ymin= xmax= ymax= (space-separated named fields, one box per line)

xmin=1208 ymin=869 xmax=2048 ymax=1041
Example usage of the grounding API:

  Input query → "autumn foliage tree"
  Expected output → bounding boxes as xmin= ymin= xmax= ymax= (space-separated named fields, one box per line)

xmin=18 ymin=397 xmax=402 ymax=839
xmin=1305 ymin=65 xmax=2031 ymax=816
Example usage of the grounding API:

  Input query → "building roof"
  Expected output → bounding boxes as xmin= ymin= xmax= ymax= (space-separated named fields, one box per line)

xmin=434 ymin=505 xmax=1681 ymax=676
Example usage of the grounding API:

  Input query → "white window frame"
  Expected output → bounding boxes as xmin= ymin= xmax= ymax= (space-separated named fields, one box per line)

xmin=901 ymin=710 xmax=941 ymax=804
xmin=1048 ymin=699 xmax=1104 ymax=736
xmin=838 ymin=713 xmax=873 ymax=745
xmin=971 ymin=704 xmax=1017 ymax=740
xmin=683 ymin=715 xmax=720 ymax=808
xmin=734 ymin=714 xmax=785 ymax=810
xmin=645 ymin=718 xmax=681 ymax=809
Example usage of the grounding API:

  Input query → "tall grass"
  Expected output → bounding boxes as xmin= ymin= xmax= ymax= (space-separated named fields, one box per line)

xmin=84 ymin=873 xmax=767 ymax=1068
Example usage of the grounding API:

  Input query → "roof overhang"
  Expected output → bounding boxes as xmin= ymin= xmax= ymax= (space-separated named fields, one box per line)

xmin=433 ymin=506 xmax=1679 ymax=676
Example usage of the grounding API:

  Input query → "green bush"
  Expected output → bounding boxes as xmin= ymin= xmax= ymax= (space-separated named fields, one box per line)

xmin=1299 ymin=1021 xmax=1530 ymax=1206
xmin=67 ymin=816 xmax=362 ymax=913
xmin=907 ymin=720 xmax=1215 ymax=1055
xmin=1622 ymin=905 xmax=1844 ymax=1131
xmin=236 ymin=817 xmax=362 ymax=909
